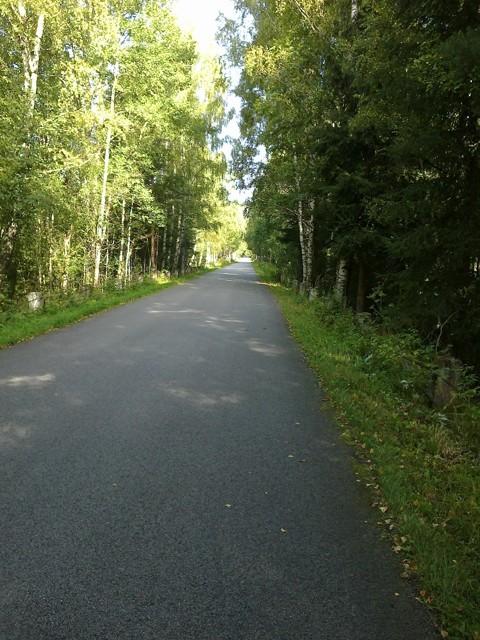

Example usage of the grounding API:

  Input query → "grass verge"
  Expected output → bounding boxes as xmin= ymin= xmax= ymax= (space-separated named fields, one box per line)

xmin=254 ymin=261 xmax=480 ymax=640
xmin=0 ymin=267 xmax=218 ymax=349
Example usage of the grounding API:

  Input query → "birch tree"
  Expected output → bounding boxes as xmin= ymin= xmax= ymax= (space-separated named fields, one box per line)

xmin=0 ymin=0 xmax=238 ymax=298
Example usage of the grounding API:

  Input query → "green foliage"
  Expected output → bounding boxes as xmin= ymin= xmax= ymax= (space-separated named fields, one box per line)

xmin=255 ymin=261 xmax=480 ymax=639
xmin=226 ymin=0 xmax=480 ymax=371
xmin=195 ymin=201 xmax=246 ymax=264
xmin=0 ymin=0 xmax=237 ymax=302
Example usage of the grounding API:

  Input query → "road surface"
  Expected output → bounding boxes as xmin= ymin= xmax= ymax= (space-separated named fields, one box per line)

xmin=0 ymin=262 xmax=437 ymax=639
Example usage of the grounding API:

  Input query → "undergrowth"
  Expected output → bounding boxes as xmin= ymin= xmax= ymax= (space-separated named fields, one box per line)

xmin=254 ymin=261 xmax=480 ymax=640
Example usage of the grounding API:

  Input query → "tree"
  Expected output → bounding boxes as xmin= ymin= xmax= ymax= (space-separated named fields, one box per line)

xmin=0 ymin=0 xmax=240 ymax=301
xmin=225 ymin=0 xmax=480 ymax=368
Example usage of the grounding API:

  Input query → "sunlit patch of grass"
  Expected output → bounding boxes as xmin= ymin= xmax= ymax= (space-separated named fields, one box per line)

xmin=0 ymin=267 xmax=216 ymax=349
xmin=254 ymin=261 xmax=480 ymax=640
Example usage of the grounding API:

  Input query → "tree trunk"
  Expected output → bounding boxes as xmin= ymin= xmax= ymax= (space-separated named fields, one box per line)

xmin=355 ymin=259 xmax=367 ymax=312
xmin=47 ymin=212 xmax=54 ymax=288
xmin=294 ymin=154 xmax=314 ymax=292
xmin=62 ymin=231 xmax=71 ymax=291
xmin=351 ymin=0 xmax=358 ymax=20
xmin=17 ymin=1 xmax=45 ymax=114
xmin=160 ymin=227 xmax=167 ymax=270
xmin=297 ymin=197 xmax=307 ymax=285
xmin=124 ymin=203 xmax=133 ymax=284
xmin=28 ymin=9 xmax=45 ymax=112
xmin=4 ymin=4 xmax=45 ymax=298
xmin=335 ymin=259 xmax=348 ymax=305
xmin=165 ymin=204 xmax=175 ymax=272
xmin=173 ymin=210 xmax=183 ymax=276
xmin=303 ymin=200 xmax=315 ymax=292
xmin=94 ymin=64 xmax=118 ymax=287
xmin=117 ymin=199 xmax=126 ymax=284
xmin=104 ymin=224 xmax=110 ymax=281
xmin=150 ymin=226 xmax=158 ymax=276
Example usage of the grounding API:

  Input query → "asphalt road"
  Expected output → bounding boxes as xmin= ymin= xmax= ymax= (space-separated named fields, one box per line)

xmin=0 ymin=261 xmax=437 ymax=639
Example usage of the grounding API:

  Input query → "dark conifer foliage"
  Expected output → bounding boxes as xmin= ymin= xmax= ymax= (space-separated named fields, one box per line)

xmin=226 ymin=0 xmax=480 ymax=368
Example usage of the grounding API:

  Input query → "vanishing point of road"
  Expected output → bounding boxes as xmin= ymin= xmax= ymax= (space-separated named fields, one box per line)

xmin=0 ymin=262 xmax=437 ymax=639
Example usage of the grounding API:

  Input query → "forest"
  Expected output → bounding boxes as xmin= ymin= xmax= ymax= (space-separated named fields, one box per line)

xmin=1 ymin=2 xmax=479 ymax=637
xmin=223 ymin=0 xmax=480 ymax=371
xmin=0 ymin=0 xmax=244 ymax=307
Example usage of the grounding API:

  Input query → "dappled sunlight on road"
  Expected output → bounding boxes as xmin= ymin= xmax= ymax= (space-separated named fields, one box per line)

xmin=0 ymin=373 xmax=55 ymax=388
xmin=215 ymin=276 xmax=259 ymax=284
xmin=203 ymin=314 xmax=247 ymax=331
xmin=159 ymin=383 xmax=243 ymax=408
xmin=246 ymin=338 xmax=285 ymax=358
xmin=0 ymin=422 xmax=32 ymax=447
xmin=146 ymin=307 xmax=205 ymax=316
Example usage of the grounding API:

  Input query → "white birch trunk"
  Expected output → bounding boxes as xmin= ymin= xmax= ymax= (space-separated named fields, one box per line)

xmin=117 ymin=199 xmax=126 ymax=284
xmin=294 ymin=154 xmax=313 ymax=291
xmin=47 ymin=212 xmax=54 ymax=285
xmin=12 ymin=3 xmax=45 ymax=296
xmin=124 ymin=204 xmax=133 ymax=284
xmin=173 ymin=210 xmax=183 ymax=275
xmin=62 ymin=232 xmax=71 ymax=290
xmin=28 ymin=9 xmax=44 ymax=112
xmin=297 ymin=198 xmax=307 ymax=287
xmin=93 ymin=123 xmax=112 ymax=286
xmin=303 ymin=200 xmax=314 ymax=292
xmin=104 ymin=225 xmax=110 ymax=280
xmin=17 ymin=2 xmax=45 ymax=113
xmin=335 ymin=259 xmax=348 ymax=305
xmin=94 ymin=65 xmax=118 ymax=287
xmin=351 ymin=0 xmax=358 ymax=20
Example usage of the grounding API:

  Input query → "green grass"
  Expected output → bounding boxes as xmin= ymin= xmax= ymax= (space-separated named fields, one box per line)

xmin=254 ymin=261 xmax=480 ymax=640
xmin=0 ymin=267 xmax=217 ymax=349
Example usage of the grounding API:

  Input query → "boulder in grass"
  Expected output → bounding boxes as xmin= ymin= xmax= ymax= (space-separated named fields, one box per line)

xmin=26 ymin=292 xmax=44 ymax=311
xmin=428 ymin=356 xmax=462 ymax=409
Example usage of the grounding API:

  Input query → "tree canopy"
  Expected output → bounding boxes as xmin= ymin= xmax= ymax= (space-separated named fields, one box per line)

xmin=223 ymin=0 xmax=480 ymax=369
xmin=0 ymin=0 xmax=244 ymax=302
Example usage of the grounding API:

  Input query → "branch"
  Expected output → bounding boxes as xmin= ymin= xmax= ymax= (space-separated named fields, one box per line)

xmin=435 ymin=311 xmax=458 ymax=353
xmin=291 ymin=0 xmax=321 ymax=34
